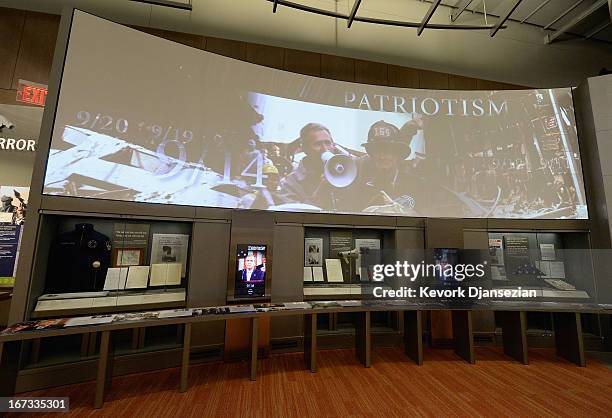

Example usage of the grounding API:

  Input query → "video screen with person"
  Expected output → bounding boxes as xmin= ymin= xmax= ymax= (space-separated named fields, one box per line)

xmin=234 ymin=244 xmax=267 ymax=298
xmin=43 ymin=11 xmax=588 ymax=220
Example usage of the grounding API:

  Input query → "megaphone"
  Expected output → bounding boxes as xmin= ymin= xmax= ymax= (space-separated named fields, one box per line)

xmin=321 ymin=151 xmax=357 ymax=188
xmin=338 ymin=248 xmax=360 ymax=263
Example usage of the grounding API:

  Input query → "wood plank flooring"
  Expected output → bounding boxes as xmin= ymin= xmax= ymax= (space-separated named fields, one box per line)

xmin=14 ymin=347 xmax=612 ymax=417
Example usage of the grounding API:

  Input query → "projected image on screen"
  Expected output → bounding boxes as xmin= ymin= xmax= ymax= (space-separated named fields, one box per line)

xmin=43 ymin=10 xmax=587 ymax=219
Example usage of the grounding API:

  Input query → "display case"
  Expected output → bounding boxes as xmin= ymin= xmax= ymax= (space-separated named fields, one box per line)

xmin=487 ymin=231 xmax=595 ymax=302
xmin=302 ymin=227 xmax=398 ymax=300
xmin=27 ymin=214 xmax=192 ymax=318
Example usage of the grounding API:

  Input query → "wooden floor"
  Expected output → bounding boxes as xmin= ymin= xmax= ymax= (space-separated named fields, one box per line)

xmin=15 ymin=346 xmax=612 ymax=417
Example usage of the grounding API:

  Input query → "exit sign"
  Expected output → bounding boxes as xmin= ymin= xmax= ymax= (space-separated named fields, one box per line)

xmin=16 ymin=79 xmax=48 ymax=107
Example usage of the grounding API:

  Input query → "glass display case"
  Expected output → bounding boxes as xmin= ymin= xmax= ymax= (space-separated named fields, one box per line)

xmin=487 ymin=231 xmax=595 ymax=303
xmin=302 ymin=227 xmax=395 ymax=300
xmin=28 ymin=214 xmax=192 ymax=318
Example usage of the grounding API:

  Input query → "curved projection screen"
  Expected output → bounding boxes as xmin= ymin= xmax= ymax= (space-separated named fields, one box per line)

xmin=43 ymin=10 xmax=588 ymax=219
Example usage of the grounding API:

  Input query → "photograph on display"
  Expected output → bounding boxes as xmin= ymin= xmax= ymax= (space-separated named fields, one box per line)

xmin=304 ymin=237 xmax=323 ymax=267
xmin=112 ymin=223 xmax=149 ymax=263
xmin=488 ymin=238 xmax=504 ymax=265
xmin=42 ymin=11 xmax=588 ymax=220
xmin=112 ymin=248 xmax=143 ymax=267
xmin=150 ymin=234 xmax=189 ymax=277
xmin=0 ymin=187 xmax=28 ymax=226
xmin=234 ymin=244 xmax=267 ymax=298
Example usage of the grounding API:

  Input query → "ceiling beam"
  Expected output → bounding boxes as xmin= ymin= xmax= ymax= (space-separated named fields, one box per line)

xmin=451 ymin=0 xmax=474 ymax=22
xmin=129 ymin=0 xmax=192 ymax=10
xmin=543 ymin=0 xmax=583 ymax=30
xmin=584 ymin=20 xmax=611 ymax=39
xmin=520 ymin=0 xmax=552 ymax=23
xmin=347 ymin=0 xmax=362 ymax=28
xmin=490 ymin=0 xmax=524 ymax=37
xmin=265 ymin=0 xmax=502 ymax=30
xmin=418 ymin=0 xmax=442 ymax=36
xmin=545 ymin=0 xmax=608 ymax=43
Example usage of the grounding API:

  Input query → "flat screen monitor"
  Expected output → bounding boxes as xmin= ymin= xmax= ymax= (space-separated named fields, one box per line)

xmin=234 ymin=244 xmax=267 ymax=299
xmin=433 ymin=248 xmax=460 ymax=284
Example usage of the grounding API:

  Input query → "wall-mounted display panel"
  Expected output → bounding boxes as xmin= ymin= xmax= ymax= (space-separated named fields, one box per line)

xmin=234 ymin=244 xmax=267 ymax=299
xmin=42 ymin=10 xmax=587 ymax=220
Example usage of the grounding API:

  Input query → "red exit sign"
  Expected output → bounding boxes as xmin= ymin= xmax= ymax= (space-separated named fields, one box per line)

xmin=16 ymin=79 xmax=48 ymax=107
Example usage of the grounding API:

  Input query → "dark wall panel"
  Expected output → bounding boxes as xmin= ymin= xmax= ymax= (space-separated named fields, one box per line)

xmin=388 ymin=65 xmax=419 ymax=88
xmin=321 ymin=54 xmax=354 ymax=82
xmin=419 ymin=70 xmax=449 ymax=90
xmin=0 ymin=8 xmax=25 ymax=90
xmin=205 ymin=36 xmax=247 ymax=60
xmin=449 ymin=74 xmax=477 ymax=90
xmin=188 ymin=221 xmax=231 ymax=307
xmin=137 ymin=26 xmax=204 ymax=49
xmin=11 ymin=12 xmax=59 ymax=89
xmin=284 ymin=48 xmax=321 ymax=77
xmin=246 ymin=43 xmax=285 ymax=69
xmin=355 ymin=59 xmax=387 ymax=85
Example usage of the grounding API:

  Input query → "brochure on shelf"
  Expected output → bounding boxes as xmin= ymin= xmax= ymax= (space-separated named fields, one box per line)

xmin=312 ymin=267 xmax=324 ymax=282
xmin=325 ymin=259 xmax=344 ymax=283
xmin=337 ymin=300 xmax=361 ymax=307
xmin=150 ymin=263 xmax=182 ymax=286
xmin=103 ymin=267 xmax=128 ymax=291
xmin=228 ymin=305 xmax=256 ymax=313
xmin=64 ymin=315 xmax=114 ymax=327
xmin=544 ymin=279 xmax=576 ymax=291
xmin=157 ymin=308 xmax=193 ymax=318
xmin=125 ymin=266 xmax=150 ymax=289
xmin=283 ymin=302 xmax=311 ymax=309
xmin=303 ymin=266 xmax=313 ymax=282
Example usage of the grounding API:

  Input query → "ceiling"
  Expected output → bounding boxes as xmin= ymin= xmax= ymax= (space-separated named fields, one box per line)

xmin=439 ymin=0 xmax=612 ymax=43
xmin=2 ymin=0 xmax=612 ymax=87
